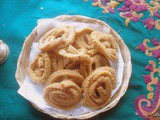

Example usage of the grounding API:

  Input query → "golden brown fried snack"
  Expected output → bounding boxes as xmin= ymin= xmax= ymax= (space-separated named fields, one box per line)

xmin=90 ymin=31 xmax=118 ymax=61
xmin=90 ymin=54 xmax=110 ymax=72
xmin=80 ymin=54 xmax=110 ymax=78
xmin=39 ymin=26 xmax=75 ymax=52
xmin=30 ymin=26 xmax=120 ymax=111
xmin=79 ymin=63 xmax=92 ymax=78
xmin=104 ymin=33 xmax=118 ymax=50
xmin=86 ymin=49 xmax=97 ymax=57
xmin=58 ymin=45 xmax=91 ymax=64
xmin=27 ymin=52 xmax=51 ymax=84
xmin=95 ymin=67 xmax=116 ymax=89
xmin=64 ymin=60 xmax=80 ymax=70
xmin=49 ymin=53 xmax=65 ymax=72
xmin=47 ymin=70 xmax=84 ymax=87
xmin=43 ymin=80 xmax=82 ymax=110
xmin=82 ymin=67 xmax=113 ymax=109
xmin=74 ymin=28 xmax=94 ymax=50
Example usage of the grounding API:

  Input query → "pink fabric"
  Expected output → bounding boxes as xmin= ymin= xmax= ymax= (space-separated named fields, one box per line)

xmin=138 ymin=43 xmax=146 ymax=52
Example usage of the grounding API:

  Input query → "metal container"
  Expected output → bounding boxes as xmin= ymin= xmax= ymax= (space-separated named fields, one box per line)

xmin=0 ymin=40 xmax=9 ymax=65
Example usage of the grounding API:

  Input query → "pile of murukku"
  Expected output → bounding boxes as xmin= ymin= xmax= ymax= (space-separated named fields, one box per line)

xmin=27 ymin=25 xmax=118 ymax=110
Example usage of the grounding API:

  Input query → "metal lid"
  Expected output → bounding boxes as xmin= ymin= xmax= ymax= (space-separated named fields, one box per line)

xmin=0 ymin=40 xmax=10 ymax=65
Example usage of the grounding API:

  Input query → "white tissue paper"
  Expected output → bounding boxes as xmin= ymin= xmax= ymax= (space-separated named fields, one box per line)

xmin=18 ymin=18 xmax=124 ymax=116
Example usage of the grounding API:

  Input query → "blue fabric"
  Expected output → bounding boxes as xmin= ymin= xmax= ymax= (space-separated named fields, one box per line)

xmin=0 ymin=0 xmax=159 ymax=119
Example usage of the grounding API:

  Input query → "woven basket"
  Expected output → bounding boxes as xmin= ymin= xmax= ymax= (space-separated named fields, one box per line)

xmin=15 ymin=15 xmax=132 ymax=119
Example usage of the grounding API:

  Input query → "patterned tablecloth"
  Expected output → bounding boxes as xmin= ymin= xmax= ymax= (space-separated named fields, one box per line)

xmin=0 ymin=0 xmax=159 ymax=119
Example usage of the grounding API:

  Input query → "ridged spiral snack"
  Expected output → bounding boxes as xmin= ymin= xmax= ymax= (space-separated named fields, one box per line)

xmin=43 ymin=80 xmax=82 ymax=110
xmin=90 ymin=54 xmax=110 ymax=72
xmin=82 ymin=67 xmax=116 ymax=109
xmin=27 ymin=52 xmax=51 ymax=84
xmin=58 ymin=45 xmax=91 ymax=64
xmin=74 ymin=28 xmax=94 ymax=51
xmin=39 ymin=26 xmax=75 ymax=51
xmin=47 ymin=70 xmax=84 ymax=87
xmin=49 ymin=53 xmax=65 ymax=72
xmin=90 ymin=31 xmax=118 ymax=61
xmin=27 ymin=26 xmax=118 ymax=110
xmin=44 ymin=69 xmax=83 ymax=110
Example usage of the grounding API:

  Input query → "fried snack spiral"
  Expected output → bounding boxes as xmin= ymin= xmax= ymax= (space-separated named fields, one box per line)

xmin=28 ymin=26 xmax=120 ymax=111
xmin=43 ymin=80 xmax=82 ymax=110
xmin=82 ymin=67 xmax=114 ymax=109
xmin=27 ymin=52 xmax=51 ymax=84
xmin=74 ymin=28 xmax=94 ymax=50
xmin=86 ymin=49 xmax=97 ymax=57
xmin=91 ymin=31 xmax=118 ymax=61
xmin=39 ymin=26 xmax=75 ymax=51
xmin=49 ymin=53 xmax=65 ymax=72
xmin=47 ymin=70 xmax=84 ymax=87
xmin=105 ymin=33 xmax=118 ymax=50
xmin=90 ymin=54 xmax=110 ymax=72
xmin=80 ymin=63 xmax=92 ymax=78
xmin=79 ymin=54 xmax=111 ymax=78
xmin=58 ymin=45 xmax=91 ymax=64
xmin=64 ymin=60 xmax=80 ymax=70
xmin=95 ymin=67 xmax=116 ymax=89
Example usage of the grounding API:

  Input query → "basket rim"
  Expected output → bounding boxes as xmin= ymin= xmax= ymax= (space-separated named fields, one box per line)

xmin=15 ymin=15 xmax=132 ymax=119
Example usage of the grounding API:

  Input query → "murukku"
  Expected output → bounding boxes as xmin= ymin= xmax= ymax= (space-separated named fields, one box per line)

xmin=43 ymin=80 xmax=82 ymax=110
xmin=95 ymin=67 xmax=116 ymax=89
xmin=64 ymin=60 xmax=80 ymax=70
xmin=105 ymin=33 xmax=118 ymax=50
xmin=27 ymin=25 xmax=120 ymax=111
xmin=80 ymin=63 xmax=92 ymax=78
xmin=58 ymin=45 xmax=91 ymax=64
xmin=90 ymin=54 xmax=110 ymax=72
xmin=51 ymin=58 xmax=58 ymax=72
xmin=97 ymin=54 xmax=110 ymax=67
xmin=49 ymin=53 xmax=65 ymax=72
xmin=86 ymin=49 xmax=97 ymax=57
xmin=82 ymin=67 xmax=113 ymax=109
xmin=91 ymin=31 xmax=118 ymax=61
xmin=47 ymin=70 xmax=84 ymax=87
xmin=39 ymin=26 xmax=75 ymax=52
xmin=27 ymin=52 xmax=51 ymax=84
xmin=74 ymin=28 xmax=93 ymax=50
